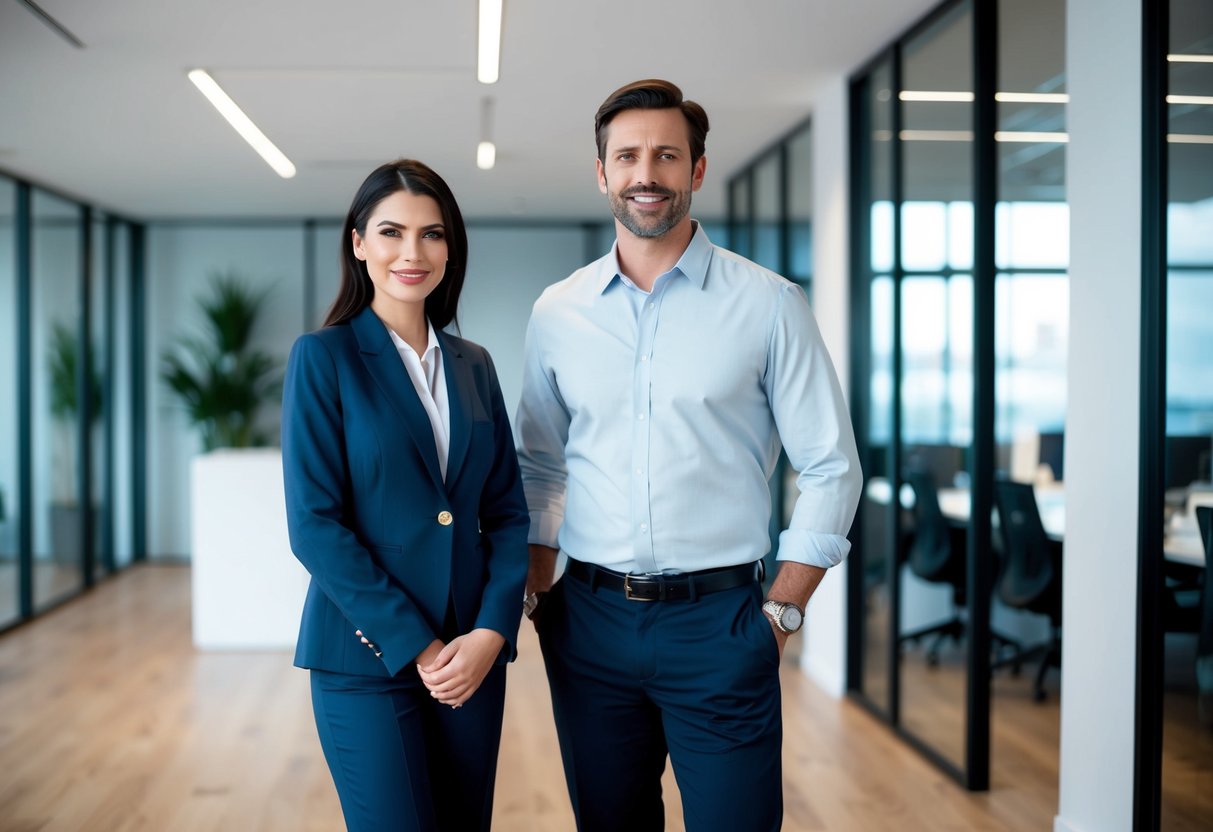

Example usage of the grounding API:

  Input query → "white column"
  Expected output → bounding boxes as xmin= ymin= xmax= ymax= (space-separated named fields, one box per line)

xmin=1057 ymin=0 xmax=1143 ymax=829
xmin=803 ymin=75 xmax=851 ymax=697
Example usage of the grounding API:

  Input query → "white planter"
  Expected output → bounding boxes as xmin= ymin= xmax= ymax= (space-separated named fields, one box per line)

xmin=190 ymin=448 xmax=309 ymax=650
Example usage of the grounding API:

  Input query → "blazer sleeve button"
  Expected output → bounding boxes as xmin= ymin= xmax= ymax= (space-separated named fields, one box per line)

xmin=437 ymin=510 xmax=453 ymax=526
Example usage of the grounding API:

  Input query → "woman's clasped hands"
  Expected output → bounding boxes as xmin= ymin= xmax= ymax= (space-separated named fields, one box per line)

xmin=416 ymin=630 xmax=506 ymax=709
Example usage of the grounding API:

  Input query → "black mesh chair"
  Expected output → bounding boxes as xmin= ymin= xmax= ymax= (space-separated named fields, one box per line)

xmin=898 ymin=469 xmax=1020 ymax=666
xmin=992 ymin=480 xmax=1063 ymax=702
xmin=1195 ymin=507 xmax=1213 ymax=726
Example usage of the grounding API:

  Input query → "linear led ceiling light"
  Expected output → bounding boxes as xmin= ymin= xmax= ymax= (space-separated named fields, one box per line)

xmin=187 ymin=69 xmax=296 ymax=179
xmin=995 ymin=131 xmax=1069 ymax=143
xmin=899 ymin=91 xmax=975 ymax=102
xmin=900 ymin=91 xmax=1071 ymax=104
xmin=478 ymin=0 xmax=503 ymax=84
xmin=1168 ymin=54 xmax=1213 ymax=63
xmin=995 ymin=92 xmax=1070 ymax=103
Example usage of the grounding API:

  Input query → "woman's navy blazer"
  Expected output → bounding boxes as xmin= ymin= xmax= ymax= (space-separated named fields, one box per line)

xmin=281 ymin=306 xmax=529 ymax=678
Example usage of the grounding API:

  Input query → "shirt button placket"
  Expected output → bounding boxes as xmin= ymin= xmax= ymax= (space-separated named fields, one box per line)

xmin=631 ymin=288 xmax=659 ymax=573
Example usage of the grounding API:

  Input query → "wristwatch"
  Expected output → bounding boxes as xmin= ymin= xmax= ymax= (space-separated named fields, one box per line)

xmin=523 ymin=591 xmax=547 ymax=620
xmin=762 ymin=600 xmax=804 ymax=634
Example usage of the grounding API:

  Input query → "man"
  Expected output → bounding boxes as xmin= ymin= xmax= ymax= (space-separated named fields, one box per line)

xmin=515 ymin=79 xmax=861 ymax=832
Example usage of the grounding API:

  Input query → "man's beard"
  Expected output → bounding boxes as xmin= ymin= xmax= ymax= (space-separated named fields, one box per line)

xmin=608 ymin=183 xmax=693 ymax=239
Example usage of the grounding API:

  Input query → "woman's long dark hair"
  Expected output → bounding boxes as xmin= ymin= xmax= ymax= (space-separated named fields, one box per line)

xmin=323 ymin=159 xmax=469 ymax=330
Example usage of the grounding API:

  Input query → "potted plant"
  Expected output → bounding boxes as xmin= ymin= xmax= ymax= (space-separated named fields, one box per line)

xmin=47 ymin=320 xmax=103 ymax=561
xmin=160 ymin=273 xmax=282 ymax=451
xmin=165 ymin=274 xmax=299 ymax=649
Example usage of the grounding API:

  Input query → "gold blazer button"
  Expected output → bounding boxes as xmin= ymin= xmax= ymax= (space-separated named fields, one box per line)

xmin=437 ymin=511 xmax=453 ymax=526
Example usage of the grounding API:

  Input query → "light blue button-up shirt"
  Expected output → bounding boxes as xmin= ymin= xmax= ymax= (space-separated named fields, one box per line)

xmin=515 ymin=222 xmax=861 ymax=573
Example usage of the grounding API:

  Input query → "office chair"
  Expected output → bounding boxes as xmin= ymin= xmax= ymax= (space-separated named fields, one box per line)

xmin=992 ymin=480 xmax=1063 ymax=702
xmin=898 ymin=469 xmax=1020 ymax=666
xmin=1196 ymin=506 xmax=1213 ymax=726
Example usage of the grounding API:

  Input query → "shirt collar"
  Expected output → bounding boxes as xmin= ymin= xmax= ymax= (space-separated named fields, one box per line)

xmin=596 ymin=220 xmax=712 ymax=295
xmin=386 ymin=319 xmax=441 ymax=362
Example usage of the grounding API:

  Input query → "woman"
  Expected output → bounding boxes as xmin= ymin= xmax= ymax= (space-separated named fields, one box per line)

xmin=281 ymin=159 xmax=529 ymax=831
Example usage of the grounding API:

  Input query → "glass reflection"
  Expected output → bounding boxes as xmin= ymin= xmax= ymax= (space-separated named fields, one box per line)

xmin=857 ymin=58 xmax=895 ymax=714
xmin=91 ymin=215 xmax=110 ymax=581
xmin=32 ymin=190 xmax=85 ymax=609
xmin=110 ymin=223 xmax=135 ymax=571
xmin=987 ymin=0 xmax=1068 ymax=808
xmin=787 ymin=125 xmax=812 ymax=283
xmin=1161 ymin=0 xmax=1213 ymax=826
xmin=0 ymin=178 xmax=17 ymax=626
xmin=896 ymin=0 xmax=973 ymax=771
xmin=729 ymin=177 xmax=752 ymax=259
xmin=753 ymin=152 xmax=781 ymax=271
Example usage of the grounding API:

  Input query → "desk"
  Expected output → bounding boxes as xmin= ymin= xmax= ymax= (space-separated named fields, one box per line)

xmin=864 ymin=478 xmax=1206 ymax=567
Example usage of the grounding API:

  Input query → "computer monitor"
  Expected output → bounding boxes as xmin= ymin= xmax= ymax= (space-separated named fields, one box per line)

xmin=1037 ymin=431 xmax=1065 ymax=482
xmin=1164 ymin=434 xmax=1213 ymax=489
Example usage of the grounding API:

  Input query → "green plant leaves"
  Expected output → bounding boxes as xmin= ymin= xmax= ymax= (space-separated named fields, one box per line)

xmin=160 ymin=272 xmax=282 ymax=451
xmin=47 ymin=321 xmax=102 ymax=423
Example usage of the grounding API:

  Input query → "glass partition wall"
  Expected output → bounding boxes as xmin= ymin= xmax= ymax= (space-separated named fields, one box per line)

xmin=0 ymin=170 xmax=142 ymax=632
xmin=0 ymin=178 xmax=17 ymax=627
xmin=850 ymin=0 xmax=1067 ymax=793
xmin=1141 ymin=1 xmax=1213 ymax=828
xmin=31 ymin=190 xmax=86 ymax=608
xmin=989 ymin=0 xmax=1068 ymax=813
xmin=727 ymin=120 xmax=813 ymax=580
xmin=896 ymin=2 xmax=977 ymax=774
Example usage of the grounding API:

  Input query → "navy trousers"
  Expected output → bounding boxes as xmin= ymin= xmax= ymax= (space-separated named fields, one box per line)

xmin=537 ymin=571 xmax=783 ymax=832
xmin=310 ymin=663 xmax=506 ymax=832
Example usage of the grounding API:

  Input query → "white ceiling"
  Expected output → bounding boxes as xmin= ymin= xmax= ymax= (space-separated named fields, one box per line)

xmin=0 ymin=0 xmax=939 ymax=221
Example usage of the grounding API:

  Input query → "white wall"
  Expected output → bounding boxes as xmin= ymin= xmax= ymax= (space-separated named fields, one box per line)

xmin=1056 ymin=0 xmax=1142 ymax=829
xmin=146 ymin=225 xmax=306 ymax=558
xmin=804 ymin=76 xmax=852 ymax=697
xmin=461 ymin=226 xmax=591 ymax=415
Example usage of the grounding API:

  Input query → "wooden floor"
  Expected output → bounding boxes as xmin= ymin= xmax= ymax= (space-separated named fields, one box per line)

xmin=0 ymin=564 xmax=1070 ymax=831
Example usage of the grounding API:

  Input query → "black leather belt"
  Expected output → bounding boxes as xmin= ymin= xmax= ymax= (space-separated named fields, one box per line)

xmin=565 ymin=558 xmax=762 ymax=602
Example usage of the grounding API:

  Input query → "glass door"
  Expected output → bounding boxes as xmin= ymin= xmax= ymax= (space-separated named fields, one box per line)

xmin=1159 ymin=1 xmax=1213 ymax=826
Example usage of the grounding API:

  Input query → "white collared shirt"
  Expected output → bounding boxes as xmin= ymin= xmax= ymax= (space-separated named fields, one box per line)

xmin=387 ymin=321 xmax=451 ymax=481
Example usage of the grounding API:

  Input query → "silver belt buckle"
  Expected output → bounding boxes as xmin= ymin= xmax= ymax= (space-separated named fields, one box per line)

xmin=624 ymin=574 xmax=655 ymax=601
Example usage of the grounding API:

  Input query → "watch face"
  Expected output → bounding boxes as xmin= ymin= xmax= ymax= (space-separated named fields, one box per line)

xmin=782 ymin=605 xmax=804 ymax=632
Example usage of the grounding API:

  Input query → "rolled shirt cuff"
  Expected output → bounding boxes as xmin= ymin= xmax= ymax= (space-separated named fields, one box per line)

xmin=775 ymin=529 xmax=852 ymax=568
xmin=527 ymin=510 xmax=562 ymax=549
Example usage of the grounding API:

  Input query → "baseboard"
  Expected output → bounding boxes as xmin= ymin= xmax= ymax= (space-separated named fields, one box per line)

xmin=1054 ymin=815 xmax=1082 ymax=832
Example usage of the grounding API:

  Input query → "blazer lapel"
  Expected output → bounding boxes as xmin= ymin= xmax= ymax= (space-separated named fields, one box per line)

xmin=350 ymin=307 xmax=444 ymax=491
xmin=439 ymin=330 xmax=473 ymax=488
